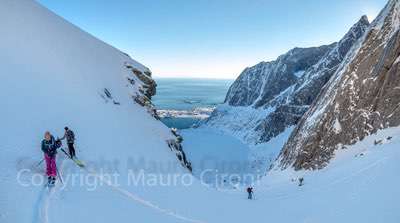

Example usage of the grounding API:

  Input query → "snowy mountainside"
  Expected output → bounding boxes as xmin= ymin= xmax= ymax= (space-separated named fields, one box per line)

xmin=262 ymin=126 xmax=400 ymax=223
xmin=279 ymin=0 xmax=400 ymax=170
xmin=254 ymin=15 xmax=370 ymax=143
xmin=0 ymin=0 xmax=192 ymax=222
xmin=225 ymin=45 xmax=333 ymax=107
xmin=203 ymin=16 xmax=369 ymax=146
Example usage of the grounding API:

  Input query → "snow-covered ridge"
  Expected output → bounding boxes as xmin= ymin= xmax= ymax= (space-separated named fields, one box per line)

xmin=204 ymin=104 xmax=276 ymax=143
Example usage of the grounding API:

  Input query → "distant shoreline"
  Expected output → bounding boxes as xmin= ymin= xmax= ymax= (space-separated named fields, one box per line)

xmin=154 ymin=77 xmax=235 ymax=80
xmin=152 ymin=78 xmax=233 ymax=129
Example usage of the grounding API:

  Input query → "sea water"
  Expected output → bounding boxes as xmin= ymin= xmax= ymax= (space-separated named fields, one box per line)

xmin=152 ymin=78 xmax=233 ymax=129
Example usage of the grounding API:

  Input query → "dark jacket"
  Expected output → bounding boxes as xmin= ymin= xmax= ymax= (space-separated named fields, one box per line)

xmin=41 ymin=136 xmax=61 ymax=157
xmin=60 ymin=129 xmax=75 ymax=144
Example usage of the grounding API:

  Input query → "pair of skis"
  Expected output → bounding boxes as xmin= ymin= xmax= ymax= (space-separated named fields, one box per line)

xmin=46 ymin=167 xmax=62 ymax=188
xmin=60 ymin=148 xmax=85 ymax=168
xmin=47 ymin=177 xmax=57 ymax=187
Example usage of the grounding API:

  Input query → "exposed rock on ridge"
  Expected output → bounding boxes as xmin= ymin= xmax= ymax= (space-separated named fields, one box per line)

xmin=279 ymin=0 xmax=400 ymax=170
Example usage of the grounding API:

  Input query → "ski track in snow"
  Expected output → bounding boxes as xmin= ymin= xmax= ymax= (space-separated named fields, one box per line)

xmin=84 ymin=168 xmax=206 ymax=223
xmin=33 ymin=159 xmax=67 ymax=223
xmin=32 ymin=187 xmax=46 ymax=223
xmin=32 ymin=155 xmax=205 ymax=223
xmin=253 ymin=156 xmax=389 ymax=202
xmin=41 ymin=188 xmax=53 ymax=223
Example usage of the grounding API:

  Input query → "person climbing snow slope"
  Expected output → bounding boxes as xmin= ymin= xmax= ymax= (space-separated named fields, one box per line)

xmin=247 ymin=187 xmax=254 ymax=200
xmin=41 ymin=131 xmax=61 ymax=185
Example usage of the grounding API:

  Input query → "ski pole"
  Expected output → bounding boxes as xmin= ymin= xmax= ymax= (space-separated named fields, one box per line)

xmin=36 ymin=158 xmax=44 ymax=167
xmin=56 ymin=165 xmax=64 ymax=185
xmin=61 ymin=148 xmax=72 ymax=159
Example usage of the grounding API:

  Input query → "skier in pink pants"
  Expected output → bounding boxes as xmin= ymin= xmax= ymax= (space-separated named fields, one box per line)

xmin=44 ymin=153 xmax=56 ymax=176
xmin=41 ymin=131 xmax=61 ymax=184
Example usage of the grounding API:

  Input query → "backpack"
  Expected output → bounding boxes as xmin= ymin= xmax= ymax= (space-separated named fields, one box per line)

xmin=42 ymin=136 xmax=61 ymax=157
xmin=55 ymin=139 xmax=62 ymax=148
xmin=67 ymin=130 xmax=75 ymax=142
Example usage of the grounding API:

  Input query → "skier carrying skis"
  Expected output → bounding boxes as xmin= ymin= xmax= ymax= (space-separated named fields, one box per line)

xmin=41 ymin=131 xmax=62 ymax=184
xmin=60 ymin=126 xmax=76 ymax=158
xmin=247 ymin=187 xmax=254 ymax=200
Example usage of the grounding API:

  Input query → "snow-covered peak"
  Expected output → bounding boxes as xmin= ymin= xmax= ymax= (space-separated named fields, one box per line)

xmin=370 ymin=0 xmax=400 ymax=31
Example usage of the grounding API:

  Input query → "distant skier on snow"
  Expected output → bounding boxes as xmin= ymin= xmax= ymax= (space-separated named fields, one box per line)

xmin=247 ymin=187 xmax=254 ymax=200
xmin=41 ymin=131 xmax=62 ymax=185
xmin=60 ymin=126 xmax=76 ymax=158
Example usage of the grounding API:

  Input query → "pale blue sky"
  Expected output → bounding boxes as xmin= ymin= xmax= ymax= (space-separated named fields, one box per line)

xmin=38 ymin=0 xmax=387 ymax=78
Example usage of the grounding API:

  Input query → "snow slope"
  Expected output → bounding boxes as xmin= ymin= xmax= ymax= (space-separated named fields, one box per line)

xmin=180 ymin=128 xmax=252 ymax=187
xmin=179 ymin=115 xmax=400 ymax=223
xmin=0 ymin=0 xmax=197 ymax=222
xmin=180 ymin=126 xmax=294 ymax=187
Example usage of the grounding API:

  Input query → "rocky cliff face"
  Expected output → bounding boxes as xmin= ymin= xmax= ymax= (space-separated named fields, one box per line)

xmin=205 ymin=16 xmax=369 ymax=145
xmin=225 ymin=45 xmax=333 ymax=107
xmin=279 ymin=0 xmax=400 ymax=170
xmin=255 ymin=16 xmax=370 ymax=143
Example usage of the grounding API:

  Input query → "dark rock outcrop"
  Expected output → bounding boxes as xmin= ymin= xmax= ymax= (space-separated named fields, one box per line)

xmin=167 ymin=129 xmax=192 ymax=172
xmin=279 ymin=0 xmax=400 ymax=170
xmin=125 ymin=62 xmax=157 ymax=99
xmin=124 ymin=59 xmax=192 ymax=172
xmin=124 ymin=61 xmax=159 ymax=119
